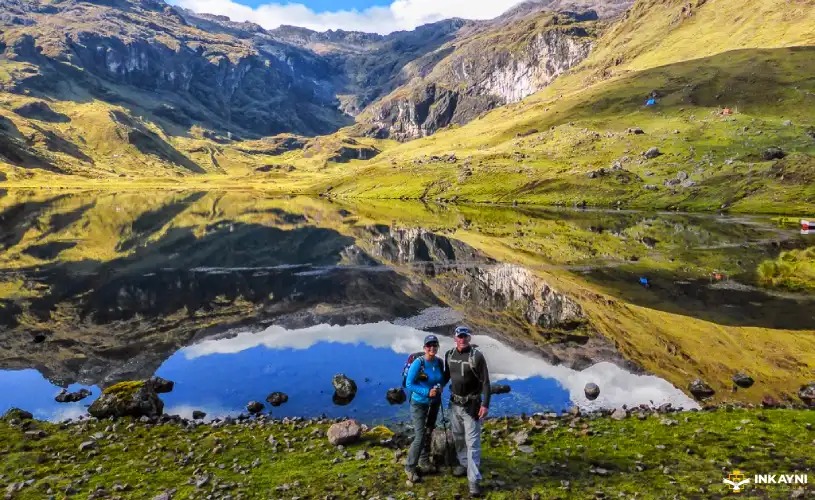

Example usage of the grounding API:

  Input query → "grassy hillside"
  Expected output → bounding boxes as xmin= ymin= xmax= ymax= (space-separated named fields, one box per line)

xmin=2 ymin=0 xmax=815 ymax=218
xmin=305 ymin=0 xmax=815 ymax=213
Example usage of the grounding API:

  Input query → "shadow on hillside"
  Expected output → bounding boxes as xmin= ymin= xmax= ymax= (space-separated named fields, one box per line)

xmin=577 ymin=265 xmax=815 ymax=330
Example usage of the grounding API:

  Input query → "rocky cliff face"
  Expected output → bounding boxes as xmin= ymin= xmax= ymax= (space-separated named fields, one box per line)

xmin=0 ymin=0 xmax=350 ymax=138
xmin=360 ymin=22 xmax=596 ymax=140
xmin=364 ymin=227 xmax=586 ymax=330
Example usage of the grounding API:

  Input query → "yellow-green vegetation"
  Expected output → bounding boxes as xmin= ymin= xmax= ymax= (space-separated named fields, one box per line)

xmin=2 ymin=1 xmax=815 ymax=216
xmin=101 ymin=381 xmax=145 ymax=397
xmin=1 ymin=409 xmax=813 ymax=498
xmin=758 ymin=247 xmax=815 ymax=292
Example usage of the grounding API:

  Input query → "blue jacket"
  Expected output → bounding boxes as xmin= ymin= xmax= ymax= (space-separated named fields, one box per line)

xmin=405 ymin=355 xmax=445 ymax=405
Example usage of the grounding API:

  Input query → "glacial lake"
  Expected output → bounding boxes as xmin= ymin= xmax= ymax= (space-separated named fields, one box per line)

xmin=0 ymin=190 xmax=813 ymax=421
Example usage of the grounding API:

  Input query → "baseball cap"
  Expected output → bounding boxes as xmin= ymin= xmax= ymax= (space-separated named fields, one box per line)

xmin=423 ymin=334 xmax=439 ymax=346
xmin=454 ymin=326 xmax=472 ymax=337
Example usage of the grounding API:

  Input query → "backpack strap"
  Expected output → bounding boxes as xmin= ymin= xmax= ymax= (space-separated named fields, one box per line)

xmin=469 ymin=348 xmax=483 ymax=383
xmin=446 ymin=348 xmax=483 ymax=383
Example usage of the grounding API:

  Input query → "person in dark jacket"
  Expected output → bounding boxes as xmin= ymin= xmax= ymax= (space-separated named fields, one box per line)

xmin=404 ymin=334 xmax=445 ymax=482
xmin=443 ymin=326 xmax=490 ymax=497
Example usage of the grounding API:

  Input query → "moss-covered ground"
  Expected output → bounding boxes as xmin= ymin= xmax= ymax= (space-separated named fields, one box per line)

xmin=1 ymin=409 xmax=813 ymax=499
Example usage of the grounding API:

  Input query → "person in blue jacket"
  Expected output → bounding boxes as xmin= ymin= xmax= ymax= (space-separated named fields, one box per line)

xmin=404 ymin=334 xmax=446 ymax=482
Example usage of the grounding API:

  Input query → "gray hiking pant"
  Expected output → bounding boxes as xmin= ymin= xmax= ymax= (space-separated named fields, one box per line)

xmin=406 ymin=401 xmax=431 ymax=470
xmin=450 ymin=403 xmax=482 ymax=483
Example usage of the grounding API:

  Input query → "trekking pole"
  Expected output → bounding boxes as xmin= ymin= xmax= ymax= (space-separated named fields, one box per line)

xmin=439 ymin=399 xmax=454 ymax=474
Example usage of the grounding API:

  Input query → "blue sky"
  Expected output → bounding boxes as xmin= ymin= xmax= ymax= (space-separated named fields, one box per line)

xmin=171 ymin=0 xmax=528 ymax=34
xmin=237 ymin=0 xmax=392 ymax=11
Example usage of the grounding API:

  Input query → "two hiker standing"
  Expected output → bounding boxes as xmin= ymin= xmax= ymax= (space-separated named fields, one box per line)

xmin=403 ymin=326 xmax=491 ymax=497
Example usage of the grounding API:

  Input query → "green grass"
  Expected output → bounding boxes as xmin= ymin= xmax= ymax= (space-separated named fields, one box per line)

xmin=758 ymin=247 xmax=815 ymax=292
xmin=1 ymin=409 xmax=813 ymax=499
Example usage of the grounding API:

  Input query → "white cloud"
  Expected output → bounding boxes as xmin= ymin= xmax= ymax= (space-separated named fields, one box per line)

xmin=169 ymin=0 xmax=528 ymax=34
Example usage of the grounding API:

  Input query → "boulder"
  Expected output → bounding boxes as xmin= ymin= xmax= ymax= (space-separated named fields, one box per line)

xmin=55 ymin=388 xmax=92 ymax=403
xmin=148 ymin=376 xmax=175 ymax=394
xmin=627 ymin=127 xmax=645 ymax=135
xmin=688 ymin=379 xmax=715 ymax=400
xmin=584 ymin=383 xmax=600 ymax=400
xmin=676 ymin=171 xmax=689 ymax=181
xmin=265 ymin=392 xmax=289 ymax=407
xmin=490 ymin=384 xmax=511 ymax=395
xmin=192 ymin=410 xmax=207 ymax=420
xmin=762 ymin=147 xmax=786 ymax=161
xmin=88 ymin=380 xmax=164 ymax=419
xmin=732 ymin=373 xmax=755 ymax=389
xmin=761 ymin=395 xmax=781 ymax=408
xmin=799 ymin=383 xmax=815 ymax=407
xmin=386 ymin=388 xmax=407 ymax=405
xmin=643 ymin=147 xmax=662 ymax=159
xmin=3 ymin=408 xmax=33 ymax=421
xmin=327 ymin=419 xmax=362 ymax=446
xmin=332 ymin=374 xmax=357 ymax=399
xmin=246 ymin=401 xmax=264 ymax=414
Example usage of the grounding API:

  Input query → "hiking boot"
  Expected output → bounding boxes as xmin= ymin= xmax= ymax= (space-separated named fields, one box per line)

xmin=452 ymin=465 xmax=467 ymax=477
xmin=469 ymin=481 xmax=481 ymax=497
xmin=405 ymin=468 xmax=421 ymax=483
xmin=417 ymin=460 xmax=437 ymax=474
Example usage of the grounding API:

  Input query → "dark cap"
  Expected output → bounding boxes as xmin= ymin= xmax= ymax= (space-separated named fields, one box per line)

xmin=423 ymin=334 xmax=439 ymax=346
xmin=454 ymin=326 xmax=472 ymax=337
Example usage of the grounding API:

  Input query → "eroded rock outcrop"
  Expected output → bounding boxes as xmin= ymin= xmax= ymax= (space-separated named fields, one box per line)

xmin=363 ymin=26 xmax=594 ymax=140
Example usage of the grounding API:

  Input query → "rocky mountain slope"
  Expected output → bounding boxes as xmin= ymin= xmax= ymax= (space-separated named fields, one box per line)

xmin=0 ymin=0 xmax=627 ymax=179
xmin=314 ymin=0 xmax=815 ymax=214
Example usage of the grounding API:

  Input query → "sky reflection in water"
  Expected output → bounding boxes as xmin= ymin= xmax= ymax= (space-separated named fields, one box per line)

xmin=0 ymin=322 xmax=698 ymax=423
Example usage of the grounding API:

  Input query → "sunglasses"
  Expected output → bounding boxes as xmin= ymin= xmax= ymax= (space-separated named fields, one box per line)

xmin=424 ymin=343 xmax=439 ymax=348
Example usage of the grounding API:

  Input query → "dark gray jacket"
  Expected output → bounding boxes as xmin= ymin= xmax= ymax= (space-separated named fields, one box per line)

xmin=443 ymin=346 xmax=491 ymax=408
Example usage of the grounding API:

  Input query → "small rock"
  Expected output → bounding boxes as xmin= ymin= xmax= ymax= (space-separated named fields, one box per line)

xmin=55 ymin=389 xmax=92 ymax=403
xmin=688 ymin=379 xmax=715 ymax=400
xmin=799 ymin=383 xmax=815 ymax=406
xmin=512 ymin=431 xmax=530 ymax=446
xmin=265 ymin=392 xmax=289 ymax=407
xmin=518 ymin=445 xmax=534 ymax=454
xmin=628 ymin=127 xmax=645 ymax=135
xmin=148 ymin=376 xmax=175 ymax=394
xmin=783 ymin=120 xmax=793 ymax=127
xmin=79 ymin=441 xmax=96 ymax=452
xmin=732 ymin=373 xmax=754 ymax=389
xmin=246 ymin=401 xmax=264 ymax=415
xmin=584 ymin=383 xmax=600 ymax=400
xmin=385 ymin=388 xmax=406 ymax=405
xmin=676 ymin=171 xmax=688 ymax=181
xmin=490 ymin=384 xmax=511 ymax=395
xmin=611 ymin=409 xmax=627 ymax=420
xmin=332 ymin=374 xmax=357 ymax=399
xmin=762 ymin=147 xmax=786 ymax=161
xmin=643 ymin=147 xmax=662 ymax=159
xmin=354 ymin=450 xmax=369 ymax=460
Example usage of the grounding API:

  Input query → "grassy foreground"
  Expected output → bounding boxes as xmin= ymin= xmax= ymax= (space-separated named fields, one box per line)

xmin=1 ymin=408 xmax=813 ymax=499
